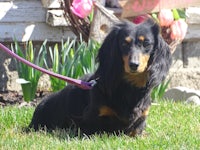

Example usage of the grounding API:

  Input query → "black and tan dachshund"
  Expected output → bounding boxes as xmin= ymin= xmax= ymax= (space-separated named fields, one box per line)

xmin=29 ymin=19 xmax=172 ymax=136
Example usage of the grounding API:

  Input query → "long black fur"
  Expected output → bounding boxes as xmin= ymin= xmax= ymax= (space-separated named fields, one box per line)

xmin=29 ymin=19 xmax=172 ymax=136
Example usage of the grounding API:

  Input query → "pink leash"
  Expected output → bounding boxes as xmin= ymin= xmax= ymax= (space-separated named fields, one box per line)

xmin=0 ymin=43 xmax=94 ymax=90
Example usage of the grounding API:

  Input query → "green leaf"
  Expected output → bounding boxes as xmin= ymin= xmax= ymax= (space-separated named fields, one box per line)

xmin=173 ymin=9 xmax=180 ymax=20
xmin=177 ymin=9 xmax=186 ymax=19
xmin=53 ymin=44 xmax=59 ymax=73
xmin=11 ymin=40 xmax=46 ymax=101
xmin=46 ymin=37 xmax=100 ymax=92
xmin=151 ymin=79 xmax=171 ymax=101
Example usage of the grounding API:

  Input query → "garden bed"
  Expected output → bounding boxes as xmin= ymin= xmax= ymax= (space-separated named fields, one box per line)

xmin=0 ymin=91 xmax=51 ymax=107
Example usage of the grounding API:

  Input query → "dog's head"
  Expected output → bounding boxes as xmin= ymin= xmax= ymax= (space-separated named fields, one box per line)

xmin=96 ymin=19 xmax=171 ymax=90
xmin=118 ymin=19 xmax=159 ymax=74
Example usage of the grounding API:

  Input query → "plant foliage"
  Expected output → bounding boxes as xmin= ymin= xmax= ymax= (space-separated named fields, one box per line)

xmin=151 ymin=79 xmax=171 ymax=101
xmin=46 ymin=38 xmax=100 ymax=92
xmin=11 ymin=41 xmax=47 ymax=101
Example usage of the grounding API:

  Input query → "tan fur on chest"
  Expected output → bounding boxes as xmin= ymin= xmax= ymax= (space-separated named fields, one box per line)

xmin=123 ymin=71 xmax=148 ymax=87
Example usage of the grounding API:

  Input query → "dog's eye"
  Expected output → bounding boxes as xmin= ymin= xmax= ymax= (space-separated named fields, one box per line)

xmin=122 ymin=42 xmax=130 ymax=47
xmin=143 ymin=40 xmax=151 ymax=47
xmin=143 ymin=40 xmax=153 ymax=53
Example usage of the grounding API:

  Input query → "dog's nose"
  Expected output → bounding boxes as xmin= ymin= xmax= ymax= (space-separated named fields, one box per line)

xmin=129 ymin=62 xmax=139 ymax=71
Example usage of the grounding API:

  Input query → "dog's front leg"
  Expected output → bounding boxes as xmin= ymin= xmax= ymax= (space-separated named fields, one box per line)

xmin=81 ymin=104 xmax=104 ymax=134
xmin=79 ymin=86 xmax=111 ymax=134
xmin=126 ymin=106 xmax=150 ymax=137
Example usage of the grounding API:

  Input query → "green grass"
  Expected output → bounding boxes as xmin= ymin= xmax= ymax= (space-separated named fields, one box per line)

xmin=0 ymin=101 xmax=200 ymax=150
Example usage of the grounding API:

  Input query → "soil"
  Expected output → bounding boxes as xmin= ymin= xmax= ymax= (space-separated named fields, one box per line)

xmin=0 ymin=91 xmax=51 ymax=107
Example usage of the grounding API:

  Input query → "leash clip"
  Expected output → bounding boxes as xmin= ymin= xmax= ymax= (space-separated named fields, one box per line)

xmin=89 ymin=77 xmax=100 ymax=87
xmin=89 ymin=80 xmax=97 ymax=87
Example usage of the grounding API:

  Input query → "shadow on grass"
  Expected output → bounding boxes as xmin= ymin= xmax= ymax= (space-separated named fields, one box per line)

xmin=21 ymin=124 xmax=130 ymax=141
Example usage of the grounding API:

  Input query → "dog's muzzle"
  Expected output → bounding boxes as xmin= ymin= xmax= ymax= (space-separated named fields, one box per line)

xmin=129 ymin=52 xmax=140 ymax=72
xmin=129 ymin=61 xmax=139 ymax=71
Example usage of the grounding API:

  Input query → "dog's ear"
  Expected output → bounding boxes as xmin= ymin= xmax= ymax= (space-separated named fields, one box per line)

xmin=148 ymin=36 xmax=172 ymax=89
xmin=151 ymin=21 xmax=160 ymax=40
xmin=95 ymin=23 xmax=125 ymax=93
xmin=139 ymin=19 xmax=172 ymax=89
xmin=144 ymin=18 xmax=160 ymax=36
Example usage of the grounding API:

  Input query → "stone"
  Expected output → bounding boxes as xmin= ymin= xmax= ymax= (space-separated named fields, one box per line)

xmin=164 ymin=86 xmax=200 ymax=101
xmin=167 ymin=68 xmax=200 ymax=90
xmin=41 ymin=0 xmax=62 ymax=8
xmin=46 ymin=10 xmax=69 ymax=26
xmin=185 ymin=95 xmax=200 ymax=105
xmin=186 ymin=7 xmax=200 ymax=24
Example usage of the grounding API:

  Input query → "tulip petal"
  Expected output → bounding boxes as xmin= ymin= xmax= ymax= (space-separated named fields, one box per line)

xmin=159 ymin=9 xmax=174 ymax=27
xmin=70 ymin=0 xmax=93 ymax=18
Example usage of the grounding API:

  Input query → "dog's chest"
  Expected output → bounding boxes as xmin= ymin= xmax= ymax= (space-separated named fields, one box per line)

xmin=101 ymin=86 xmax=146 ymax=119
xmin=123 ymin=72 xmax=149 ymax=88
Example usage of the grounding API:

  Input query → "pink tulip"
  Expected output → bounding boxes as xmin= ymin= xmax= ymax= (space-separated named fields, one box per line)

xmin=170 ymin=19 xmax=188 ymax=40
xmin=132 ymin=14 xmax=151 ymax=24
xmin=70 ymin=0 xmax=93 ymax=18
xmin=158 ymin=9 xmax=174 ymax=27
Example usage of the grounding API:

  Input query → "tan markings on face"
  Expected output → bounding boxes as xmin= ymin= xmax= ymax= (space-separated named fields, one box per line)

xmin=122 ymin=52 xmax=150 ymax=87
xmin=125 ymin=36 xmax=132 ymax=43
xmin=138 ymin=35 xmax=145 ymax=42
xmin=123 ymin=71 xmax=148 ymax=87
xmin=122 ymin=54 xmax=150 ymax=73
xmin=122 ymin=55 xmax=130 ymax=73
xmin=137 ymin=53 xmax=150 ymax=73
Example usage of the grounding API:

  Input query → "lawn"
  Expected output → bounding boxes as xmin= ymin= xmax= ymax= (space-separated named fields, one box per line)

xmin=0 ymin=101 xmax=200 ymax=150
